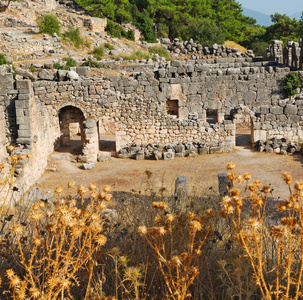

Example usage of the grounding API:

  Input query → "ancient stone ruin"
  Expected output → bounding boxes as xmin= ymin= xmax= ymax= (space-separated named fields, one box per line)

xmin=1 ymin=52 xmax=303 ymax=189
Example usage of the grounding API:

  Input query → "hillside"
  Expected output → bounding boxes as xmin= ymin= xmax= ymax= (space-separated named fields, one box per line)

xmin=242 ymin=7 xmax=272 ymax=26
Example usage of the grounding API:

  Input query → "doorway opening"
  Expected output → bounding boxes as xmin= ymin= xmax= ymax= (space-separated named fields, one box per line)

xmin=58 ymin=106 xmax=85 ymax=155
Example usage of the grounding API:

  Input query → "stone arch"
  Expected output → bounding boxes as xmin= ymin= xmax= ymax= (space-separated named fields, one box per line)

xmin=58 ymin=105 xmax=85 ymax=149
xmin=231 ymin=105 xmax=255 ymax=147
xmin=56 ymin=102 xmax=89 ymax=119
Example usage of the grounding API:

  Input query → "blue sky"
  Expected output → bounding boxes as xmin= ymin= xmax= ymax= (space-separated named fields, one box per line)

xmin=237 ymin=0 xmax=302 ymax=16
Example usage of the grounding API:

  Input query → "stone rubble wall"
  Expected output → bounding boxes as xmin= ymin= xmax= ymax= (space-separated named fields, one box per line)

xmin=163 ymin=38 xmax=255 ymax=59
xmin=1 ymin=33 xmax=63 ymax=59
xmin=1 ymin=57 xmax=303 ymax=188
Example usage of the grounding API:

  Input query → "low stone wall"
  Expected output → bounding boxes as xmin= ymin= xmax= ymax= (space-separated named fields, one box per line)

xmin=163 ymin=38 xmax=255 ymax=59
xmin=1 ymin=33 xmax=62 ymax=59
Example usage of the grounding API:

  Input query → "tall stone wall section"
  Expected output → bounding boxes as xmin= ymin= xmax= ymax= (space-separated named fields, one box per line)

xmin=0 ymin=106 xmax=6 ymax=163
xmin=1 ymin=57 xmax=303 ymax=189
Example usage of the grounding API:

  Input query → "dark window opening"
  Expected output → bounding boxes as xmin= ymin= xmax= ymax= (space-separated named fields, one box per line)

xmin=206 ymin=109 xmax=218 ymax=124
xmin=166 ymin=100 xmax=179 ymax=117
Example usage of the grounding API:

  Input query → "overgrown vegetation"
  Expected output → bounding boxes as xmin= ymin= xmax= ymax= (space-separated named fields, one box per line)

xmin=0 ymin=54 xmax=12 ymax=66
xmin=53 ymin=57 xmax=77 ymax=70
xmin=280 ymin=72 xmax=303 ymax=98
xmin=120 ymin=50 xmax=151 ymax=60
xmin=92 ymin=45 xmax=105 ymax=60
xmin=148 ymin=46 xmax=173 ymax=60
xmin=63 ymin=26 xmax=84 ymax=48
xmin=37 ymin=13 xmax=61 ymax=35
xmin=82 ymin=57 xmax=103 ymax=68
xmin=105 ymin=20 xmax=134 ymax=40
xmin=2 ymin=149 xmax=303 ymax=299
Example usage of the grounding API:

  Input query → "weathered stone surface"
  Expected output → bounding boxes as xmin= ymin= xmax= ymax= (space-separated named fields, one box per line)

xmin=175 ymin=175 xmax=188 ymax=198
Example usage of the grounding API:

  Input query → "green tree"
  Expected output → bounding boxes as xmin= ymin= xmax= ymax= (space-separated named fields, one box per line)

xmin=183 ymin=18 xmax=225 ymax=47
xmin=265 ymin=13 xmax=301 ymax=44
xmin=37 ymin=14 xmax=61 ymax=35
xmin=148 ymin=0 xmax=196 ymax=40
xmin=280 ymin=72 xmax=303 ymax=98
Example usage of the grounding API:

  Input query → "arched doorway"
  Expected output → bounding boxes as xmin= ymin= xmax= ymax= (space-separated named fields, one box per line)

xmin=58 ymin=106 xmax=85 ymax=154
xmin=232 ymin=106 xmax=254 ymax=147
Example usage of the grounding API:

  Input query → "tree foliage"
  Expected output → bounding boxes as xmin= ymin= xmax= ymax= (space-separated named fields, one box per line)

xmin=72 ymin=0 xmax=303 ymax=53
xmin=37 ymin=14 xmax=61 ymax=35
xmin=184 ymin=19 xmax=225 ymax=47
xmin=280 ymin=72 xmax=303 ymax=98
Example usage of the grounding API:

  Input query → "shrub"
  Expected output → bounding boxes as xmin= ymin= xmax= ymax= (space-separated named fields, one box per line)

xmin=148 ymin=46 xmax=173 ymax=60
xmin=122 ymin=29 xmax=135 ymax=41
xmin=120 ymin=50 xmax=151 ymax=61
xmin=0 ymin=54 xmax=12 ymax=66
xmin=93 ymin=45 xmax=105 ymax=60
xmin=53 ymin=57 xmax=77 ymax=70
xmin=82 ymin=57 xmax=103 ymax=68
xmin=106 ymin=20 xmax=135 ymax=41
xmin=106 ymin=20 xmax=123 ymax=39
xmin=37 ymin=14 xmax=61 ymax=35
xmin=104 ymin=42 xmax=114 ymax=50
xmin=280 ymin=71 xmax=303 ymax=98
xmin=63 ymin=26 xmax=84 ymax=48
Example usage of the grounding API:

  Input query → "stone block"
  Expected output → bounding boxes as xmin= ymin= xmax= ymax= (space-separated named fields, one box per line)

xmin=81 ymin=163 xmax=95 ymax=170
xmin=38 ymin=70 xmax=54 ymax=80
xmin=163 ymin=151 xmax=175 ymax=160
xmin=136 ymin=151 xmax=145 ymax=160
xmin=198 ymin=147 xmax=209 ymax=155
xmin=284 ymin=104 xmax=298 ymax=115
xmin=270 ymin=106 xmax=283 ymax=115
xmin=218 ymin=173 xmax=231 ymax=197
xmin=16 ymin=138 xmax=32 ymax=145
xmin=175 ymin=175 xmax=188 ymax=198
xmin=175 ymin=144 xmax=185 ymax=153
xmin=223 ymin=142 xmax=234 ymax=152
xmin=16 ymin=80 xmax=31 ymax=90
xmin=154 ymin=151 xmax=163 ymax=160
xmin=76 ymin=67 xmax=88 ymax=76
xmin=209 ymin=146 xmax=223 ymax=154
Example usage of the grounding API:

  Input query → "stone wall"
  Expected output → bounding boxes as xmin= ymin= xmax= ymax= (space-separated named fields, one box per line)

xmin=0 ymin=106 xmax=6 ymax=163
xmin=1 ymin=57 xmax=303 ymax=188
xmin=1 ymin=33 xmax=63 ymax=59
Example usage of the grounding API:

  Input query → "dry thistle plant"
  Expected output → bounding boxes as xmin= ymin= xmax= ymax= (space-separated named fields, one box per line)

xmin=138 ymin=201 xmax=214 ymax=300
xmin=0 ymin=146 xmax=31 ymax=210
xmin=6 ymin=183 xmax=112 ymax=300
xmin=220 ymin=162 xmax=303 ymax=300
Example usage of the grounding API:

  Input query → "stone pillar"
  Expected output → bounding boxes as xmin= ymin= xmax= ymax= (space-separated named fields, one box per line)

xmin=292 ymin=42 xmax=300 ymax=69
xmin=283 ymin=41 xmax=293 ymax=67
xmin=218 ymin=173 xmax=231 ymax=197
xmin=15 ymin=80 xmax=33 ymax=148
xmin=175 ymin=175 xmax=188 ymax=198
xmin=82 ymin=119 xmax=99 ymax=163
xmin=267 ymin=40 xmax=283 ymax=64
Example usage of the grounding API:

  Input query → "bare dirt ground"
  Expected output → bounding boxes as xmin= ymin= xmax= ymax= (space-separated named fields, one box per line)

xmin=36 ymin=142 xmax=303 ymax=201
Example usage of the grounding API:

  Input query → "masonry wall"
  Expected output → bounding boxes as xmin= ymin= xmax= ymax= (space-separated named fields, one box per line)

xmin=0 ymin=106 xmax=6 ymax=163
xmin=1 ymin=58 xmax=303 ymax=189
